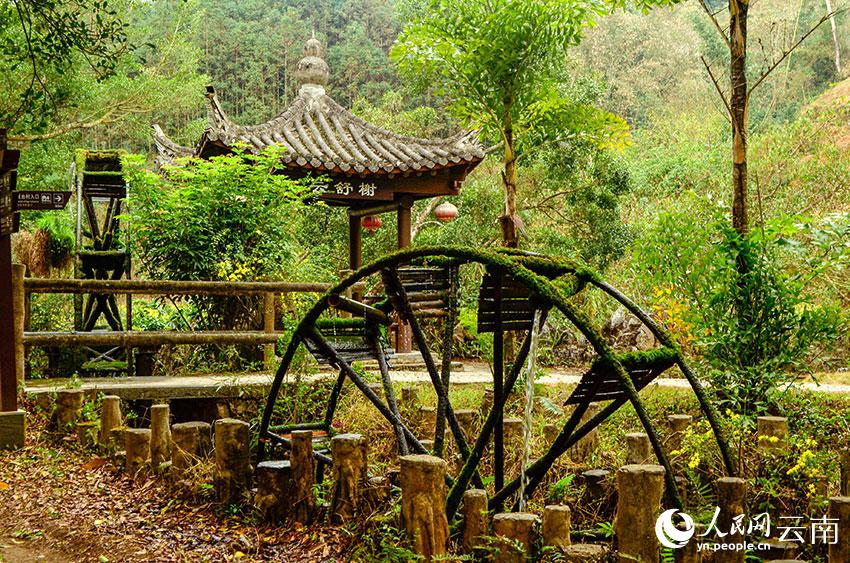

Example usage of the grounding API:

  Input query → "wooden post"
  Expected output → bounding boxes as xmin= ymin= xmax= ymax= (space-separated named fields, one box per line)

xmin=263 ymin=291 xmax=275 ymax=371
xmin=667 ymin=414 xmax=692 ymax=452
xmin=396 ymin=197 xmax=412 ymax=352
xmin=481 ymin=388 xmax=494 ymax=415
xmin=399 ymin=454 xmax=449 ymax=560
xmin=401 ymin=386 xmax=419 ymax=411
xmin=11 ymin=264 xmax=24 ymax=386
xmin=625 ymin=432 xmax=652 ymax=464
xmin=214 ymin=418 xmax=251 ymax=504
xmin=53 ymin=389 xmax=83 ymax=429
xmin=98 ymin=395 xmax=122 ymax=448
xmin=149 ymin=403 xmax=172 ymax=471
xmin=419 ymin=406 xmax=436 ymax=439
xmin=715 ymin=477 xmax=746 ymax=563
xmin=492 ymin=512 xmax=539 ymax=563
xmin=455 ymin=409 xmax=476 ymax=442
xmin=543 ymin=423 xmax=558 ymax=445
xmin=582 ymin=469 xmax=611 ymax=501
xmin=330 ymin=433 xmax=368 ymax=523
xmin=255 ymin=460 xmax=292 ymax=523
xmin=124 ymin=428 xmax=151 ymax=476
xmin=290 ymin=429 xmax=316 ymax=523
xmin=171 ymin=421 xmax=211 ymax=471
xmin=675 ymin=524 xmax=704 ymax=563
xmin=569 ymin=402 xmax=600 ymax=462
xmin=615 ymin=464 xmax=665 ymax=563
xmin=349 ymin=214 xmax=362 ymax=271
xmin=461 ymin=488 xmax=489 ymax=552
xmin=841 ymin=448 xmax=850 ymax=496
xmin=829 ymin=496 xmax=850 ymax=562
xmin=543 ymin=505 xmax=571 ymax=548
xmin=503 ymin=417 xmax=523 ymax=447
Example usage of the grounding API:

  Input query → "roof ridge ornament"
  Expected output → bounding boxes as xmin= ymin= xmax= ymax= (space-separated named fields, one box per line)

xmin=295 ymin=35 xmax=329 ymax=97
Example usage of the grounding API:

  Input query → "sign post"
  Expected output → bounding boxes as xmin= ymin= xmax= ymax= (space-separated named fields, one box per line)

xmin=0 ymin=129 xmax=25 ymax=448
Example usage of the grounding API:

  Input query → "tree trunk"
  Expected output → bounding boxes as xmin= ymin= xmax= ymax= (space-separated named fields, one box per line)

xmin=825 ymin=0 xmax=841 ymax=73
xmin=501 ymin=104 xmax=519 ymax=248
xmin=730 ymin=0 xmax=749 ymax=236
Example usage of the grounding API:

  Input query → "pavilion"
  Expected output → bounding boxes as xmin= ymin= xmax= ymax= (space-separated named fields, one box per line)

xmin=152 ymin=36 xmax=484 ymax=272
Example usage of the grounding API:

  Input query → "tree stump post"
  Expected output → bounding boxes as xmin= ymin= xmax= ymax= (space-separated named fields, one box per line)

xmin=461 ymin=488 xmax=489 ymax=552
xmin=615 ymin=464 xmax=665 ymax=563
xmin=481 ymin=388 xmax=494 ymax=415
xmin=171 ymin=421 xmax=211 ymax=471
xmin=674 ymin=524 xmax=704 ymax=563
xmin=829 ymin=496 xmax=850 ymax=562
xmin=503 ymin=417 xmax=523 ymax=448
xmin=400 ymin=454 xmax=449 ymax=560
xmin=149 ymin=403 xmax=172 ymax=472
xmin=419 ymin=406 xmax=436 ymax=438
xmin=543 ymin=423 xmax=558 ymax=445
xmin=330 ymin=433 xmax=368 ymax=523
xmin=757 ymin=416 xmax=788 ymax=451
xmin=569 ymin=402 xmax=600 ymax=462
xmin=543 ymin=505 xmax=571 ymax=548
xmin=625 ymin=432 xmax=652 ymax=465
xmin=840 ymin=448 xmax=850 ymax=496
xmin=492 ymin=512 xmax=539 ymax=563
xmin=455 ymin=409 xmax=476 ymax=442
xmin=667 ymin=414 xmax=692 ymax=452
xmin=98 ymin=395 xmax=122 ymax=449
xmin=715 ymin=477 xmax=746 ymax=563
xmin=124 ymin=428 xmax=151 ymax=476
xmin=420 ymin=439 xmax=434 ymax=453
xmin=214 ymin=418 xmax=251 ymax=504
xmin=401 ymin=386 xmax=419 ymax=411
xmin=290 ymin=429 xmax=316 ymax=523
xmin=254 ymin=460 xmax=292 ymax=523
xmin=582 ymin=469 xmax=611 ymax=501
xmin=53 ymin=390 xmax=83 ymax=430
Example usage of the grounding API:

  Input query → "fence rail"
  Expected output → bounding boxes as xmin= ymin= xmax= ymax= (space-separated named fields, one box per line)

xmin=17 ymin=276 xmax=355 ymax=378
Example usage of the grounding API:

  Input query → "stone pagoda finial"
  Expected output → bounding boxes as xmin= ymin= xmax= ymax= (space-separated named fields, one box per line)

xmin=295 ymin=34 xmax=329 ymax=95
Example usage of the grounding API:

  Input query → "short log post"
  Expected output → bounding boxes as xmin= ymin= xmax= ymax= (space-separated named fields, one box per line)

xmin=667 ymin=414 xmax=692 ymax=452
xmin=53 ymin=390 xmax=83 ymax=430
xmin=330 ymin=433 xmax=368 ymax=523
xmin=149 ymin=403 xmax=172 ymax=472
xmin=715 ymin=477 xmax=746 ymax=563
xmin=254 ymin=460 xmax=292 ymax=523
xmin=615 ymin=464 xmax=665 ymax=563
xmin=481 ymin=388 xmax=494 ymax=415
xmin=171 ymin=421 xmax=211 ymax=471
xmin=109 ymin=427 xmax=127 ymax=454
xmin=263 ymin=291 xmax=276 ymax=371
xmin=214 ymin=418 xmax=251 ymax=504
xmin=829 ymin=496 xmax=850 ymax=562
xmin=419 ymin=406 xmax=436 ymax=438
xmin=503 ymin=417 xmax=523 ymax=448
xmin=76 ymin=421 xmax=98 ymax=448
xmin=625 ymin=432 xmax=652 ymax=464
xmin=569 ymin=402 xmax=601 ymax=462
xmin=461 ymin=488 xmax=489 ymax=552
xmin=543 ymin=423 xmax=558 ymax=445
xmin=582 ymin=469 xmax=611 ymax=501
xmin=367 ymin=382 xmax=383 ymax=397
xmin=124 ymin=428 xmax=151 ymax=476
xmin=674 ymin=524 xmax=704 ymax=563
xmin=290 ymin=430 xmax=316 ymax=523
xmin=399 ymin=454 xmax=449 ymax=560
xmin=492 ymin=512 xmax=539 ymax=563
xmin=757 ymin=416 xmax=788 ymax=451
xmin=401 ymin=386 xmax=419 ymax=411
xmin=98 ymin=395 xmax=122 ymax=448
xmin=420 ymin=439 xmax=434 ymax=452
xmin=543 ymin=505 xmax=571 ymax=548
xmin=456 ymin=409 xmax=476 ymax=441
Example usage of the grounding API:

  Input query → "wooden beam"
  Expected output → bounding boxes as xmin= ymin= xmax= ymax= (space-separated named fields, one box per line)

xmin=25 ymin=330 xmax=284 ymax=347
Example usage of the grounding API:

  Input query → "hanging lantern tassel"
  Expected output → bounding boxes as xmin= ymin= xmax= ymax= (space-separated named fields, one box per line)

xmin=434 ymin=201 xmax=459 ymax=222
xmin=363 ymin=215 xmax=382 ymax=233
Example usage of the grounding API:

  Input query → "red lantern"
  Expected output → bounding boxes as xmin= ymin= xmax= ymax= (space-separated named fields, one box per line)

xmin=363 ymin=215 xmax=382 ymax=233
xmin=434 ymin=201 xmax=459 ymax=222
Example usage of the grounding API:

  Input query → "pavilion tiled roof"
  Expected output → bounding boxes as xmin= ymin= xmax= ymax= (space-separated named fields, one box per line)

xmin=153 ymin=38 xmax=484 ymax=175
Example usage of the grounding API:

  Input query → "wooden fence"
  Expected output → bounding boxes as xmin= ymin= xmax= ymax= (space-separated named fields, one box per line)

xmin=15 ymin=274 xmax=349 ymax=379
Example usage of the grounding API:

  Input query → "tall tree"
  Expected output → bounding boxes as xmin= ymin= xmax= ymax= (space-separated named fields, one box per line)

xmin=392 ymin=0 xmax=678 ymax=248
xmin=699 ymin=0 xmax=835 ymax=236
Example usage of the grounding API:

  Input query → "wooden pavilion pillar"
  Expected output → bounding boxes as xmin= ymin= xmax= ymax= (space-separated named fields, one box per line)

xmin=349 ymin=214 xmax=362 ymax=271
xmin=397 ymin=197 xmax=413 ymax=352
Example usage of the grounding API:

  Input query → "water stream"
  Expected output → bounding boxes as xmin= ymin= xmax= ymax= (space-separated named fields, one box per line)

xmin=518 ymin=309 xmax=543 ymax=512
